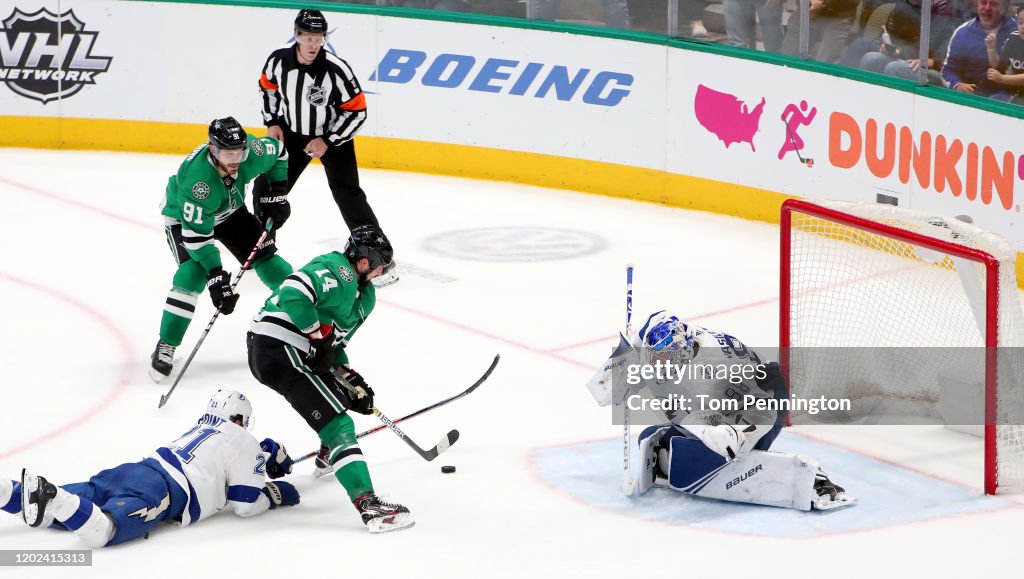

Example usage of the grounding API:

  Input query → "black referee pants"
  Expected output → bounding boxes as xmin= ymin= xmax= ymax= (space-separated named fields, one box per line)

xmin=253 ymin=129 xmax=379 ymax=231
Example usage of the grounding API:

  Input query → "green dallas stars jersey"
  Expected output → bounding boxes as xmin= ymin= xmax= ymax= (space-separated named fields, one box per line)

xmin=250 ymin=251 xmax=375 ymax=366
xmin=160 ymin=134 xmax=287 ymax=272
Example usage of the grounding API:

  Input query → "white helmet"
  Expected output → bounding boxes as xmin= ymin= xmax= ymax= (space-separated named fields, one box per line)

xmin=205 ymin=389 xmax=253 ymax=429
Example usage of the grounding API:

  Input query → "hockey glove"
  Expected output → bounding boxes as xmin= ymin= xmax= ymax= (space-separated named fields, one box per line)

xmin=259 ymin=438 xmax=294 ymax=479
xmin=336 ymin=366 xmax=374 ymax=415
xmin=306 ymin=334 xmax=335 ymax=373
xmin=262 ymin=481 xmax=300 ymax=508
xmin=206 ymin=268 xmax=239 ymax=314
xmin=256 ymin=181 xmax=290 ymax=231
xmin=688 ymin=424 xmax=755 ymax=461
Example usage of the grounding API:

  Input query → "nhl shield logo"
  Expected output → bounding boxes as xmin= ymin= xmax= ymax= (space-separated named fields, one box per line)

xmin=0 ymin=8 xmax=112 ymax=104
xmin=305 ymin=85 xmax=327 ymax=106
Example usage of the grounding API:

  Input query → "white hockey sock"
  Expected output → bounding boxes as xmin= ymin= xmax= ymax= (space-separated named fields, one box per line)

xmin=52 ymin=489 xmax=114 ymax=548
xmin=0 ymin=479 xmax=15 ymax=513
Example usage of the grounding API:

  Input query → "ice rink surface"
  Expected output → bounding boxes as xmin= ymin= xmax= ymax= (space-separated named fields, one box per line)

xmin=0 ymin=148 xmax=1021 ymax=578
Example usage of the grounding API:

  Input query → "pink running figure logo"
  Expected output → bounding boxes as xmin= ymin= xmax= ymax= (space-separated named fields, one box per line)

xmin=779 ymin=100 xmax=816 ymax=167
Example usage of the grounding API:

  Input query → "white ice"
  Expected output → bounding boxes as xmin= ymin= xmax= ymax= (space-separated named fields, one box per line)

xmin=0 ymin=148 xmax=1020 ymax=578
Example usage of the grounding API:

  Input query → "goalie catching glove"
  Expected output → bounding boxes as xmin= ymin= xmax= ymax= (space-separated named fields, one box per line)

xmin=335 ymin=366 xmax=374 ymax=415
xmin=684 ymin=423 xmax=756 ymax=460
xmin=259 ymin=438 xmax=294 ymax=479
xmin=261 ymin=481 xmax=300 ymax=508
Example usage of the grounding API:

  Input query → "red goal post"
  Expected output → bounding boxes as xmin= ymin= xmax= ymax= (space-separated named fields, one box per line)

xmin=780 ymin=199 xmax=1024 ymax=495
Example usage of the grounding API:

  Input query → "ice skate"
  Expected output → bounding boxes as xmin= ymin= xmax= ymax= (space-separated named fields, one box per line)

xmin=812 ymin=469 xmax=857 ymax=510
xmin=354 ymin=492 xmax=414 ymax=533
xmin=312 ymin=445 xmax=334 ymax=478
xmin=150 ymin=340 xmax=176 ymax=383
xmin=21 ymin=469 xmax=59 ymax=528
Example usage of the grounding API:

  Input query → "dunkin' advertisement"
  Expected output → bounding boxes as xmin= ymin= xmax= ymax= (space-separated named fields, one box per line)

xmin=671 ymin=49 xmax=1022 ymax=247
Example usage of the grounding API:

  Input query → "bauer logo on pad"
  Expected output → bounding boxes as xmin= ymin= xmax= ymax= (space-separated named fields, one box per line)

xmin=0 ymin=8 xmax=112 ymax=104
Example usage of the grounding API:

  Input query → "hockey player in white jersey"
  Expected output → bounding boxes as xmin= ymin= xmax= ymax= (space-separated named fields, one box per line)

xmin=587 ymin=311 xmax=856 ymax=511
xmin=0 ymin=390 xmax=300 ymax=547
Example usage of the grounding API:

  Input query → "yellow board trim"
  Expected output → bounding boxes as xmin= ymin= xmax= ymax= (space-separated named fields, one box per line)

xmin=4 ymin=115 xmax=1022 ymax=286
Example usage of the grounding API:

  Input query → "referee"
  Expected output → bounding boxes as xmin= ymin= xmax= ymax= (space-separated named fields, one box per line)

xmin=253 ymin=9 xmax=379 ymax=233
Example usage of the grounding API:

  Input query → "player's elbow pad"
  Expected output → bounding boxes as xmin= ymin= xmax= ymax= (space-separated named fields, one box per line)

xmin=230 ymin=496 xmax=271 ymax=518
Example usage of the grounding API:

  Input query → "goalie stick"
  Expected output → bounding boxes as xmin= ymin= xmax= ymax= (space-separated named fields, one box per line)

xmin=622 ymin=264 xmax=636 ymax=496
xmin=158 ymin=219 xmax=274 ymax=409
xmin=294 ymin=353 xmax=500 ymax=464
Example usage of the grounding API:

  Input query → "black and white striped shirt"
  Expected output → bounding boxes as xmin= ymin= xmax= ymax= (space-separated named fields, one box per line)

xmin=259 ymin=45 xmax=367 ymax=145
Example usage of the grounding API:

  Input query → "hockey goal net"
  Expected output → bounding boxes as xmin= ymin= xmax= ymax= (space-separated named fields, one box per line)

xmin=780 ymin=199 xmax=1024 ymax=494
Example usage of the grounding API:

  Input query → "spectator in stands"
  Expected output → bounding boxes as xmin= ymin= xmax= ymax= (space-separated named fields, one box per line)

xmin=780 ymin=0 xmax=860 ymax=62
xmin=725 ymin=0 xmax=784 ymax=51
xmin=942 ymin=0 xmax=1016 ymax=99
xmin=839 ymin=0 xmax=924 ymax=71
xmin=532 ymin=0 xmax=630 ymax=29
xmin=680 ymin=0 xmax=711 ymax=38
xmin=986 ymin=4 xmax=1024 ymax=103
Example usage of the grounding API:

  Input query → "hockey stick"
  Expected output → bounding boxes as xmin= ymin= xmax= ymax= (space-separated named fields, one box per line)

xmin=158 ymin=219 xmax=274 ymax=408
xmin=622 ymin=264 xmax=636 ymax=496
xmin=782 ymin=117 xmax=814 ymax=168
xmin=330 ymin=367 xmax=463 ymax=462
xmin=293 ymin=354 xmax=500 ymax=464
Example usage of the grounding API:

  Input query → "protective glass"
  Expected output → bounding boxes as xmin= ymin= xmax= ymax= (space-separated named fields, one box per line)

xmin=295 ymin=32 xmax=327 ymax=46
xmin=213 ymin=146 xmax=249 ymax=164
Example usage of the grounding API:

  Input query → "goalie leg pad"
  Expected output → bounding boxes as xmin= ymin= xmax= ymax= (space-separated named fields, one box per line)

xmin=663 ymin=434 xmax=821 ymax=510
xmin=637 ymin=425 xmax=672 ymax=494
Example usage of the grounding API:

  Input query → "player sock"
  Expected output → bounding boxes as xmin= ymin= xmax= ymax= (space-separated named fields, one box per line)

xmin=0 ymin=479 xmax=17 ymax=513
xmin=319 ymin=414 xmax=373 ymax=501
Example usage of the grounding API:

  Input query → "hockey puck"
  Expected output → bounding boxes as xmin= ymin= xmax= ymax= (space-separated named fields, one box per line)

xmin=441 ymin=465 xmax=456 ymax=474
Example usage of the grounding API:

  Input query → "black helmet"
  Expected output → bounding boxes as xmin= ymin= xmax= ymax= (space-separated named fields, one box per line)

xmin=208 ymin=117 xmax=247 ymax=150
xmin=344 ymin=225 xmax=394 ymax=271
xmin=294 ymin=9 xmax=328 ymax=34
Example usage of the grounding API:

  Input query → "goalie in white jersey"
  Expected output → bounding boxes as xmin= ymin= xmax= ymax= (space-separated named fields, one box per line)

xmin=0 ymin=390 xmax=300 ymax=547
xmin=587 ymin=311 xmax=856 ymax=511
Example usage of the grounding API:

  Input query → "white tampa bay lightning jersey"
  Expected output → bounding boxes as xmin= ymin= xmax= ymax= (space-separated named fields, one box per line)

xmin=148 ymin=414 xmax=270 ymax=525
xmin=643 ymin=325 xmax=777 ymax=429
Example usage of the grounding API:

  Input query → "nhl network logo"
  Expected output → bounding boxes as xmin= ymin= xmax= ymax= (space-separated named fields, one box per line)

xmin=0 ymin=8 xmax=112 ymax=104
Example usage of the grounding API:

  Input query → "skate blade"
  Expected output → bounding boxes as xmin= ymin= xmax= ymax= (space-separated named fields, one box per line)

xmin=311 ymin=465 xmax=334 ymax=479
xmin=148 ymin=367 xmax=170 ymax=384
xmin=20 ymin=469 xmax=41 ymax=527
xmin=366 ymin=512 xmax=415 ymax=533
xmin=813 ymin=494 xmax=858 ymax=511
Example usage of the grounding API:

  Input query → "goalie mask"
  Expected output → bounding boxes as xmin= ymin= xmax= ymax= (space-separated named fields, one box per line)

xmin=205 ymin=389 xmax=253 ymax=429
xmin=638 ymin=311 xmax=697 ymax=367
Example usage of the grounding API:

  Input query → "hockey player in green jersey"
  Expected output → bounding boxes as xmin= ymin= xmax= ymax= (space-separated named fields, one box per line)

xmin=150 ymin=117 xmax=295 ymax=382
xmin=246 ymin=225 xmax=412 ymax=533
